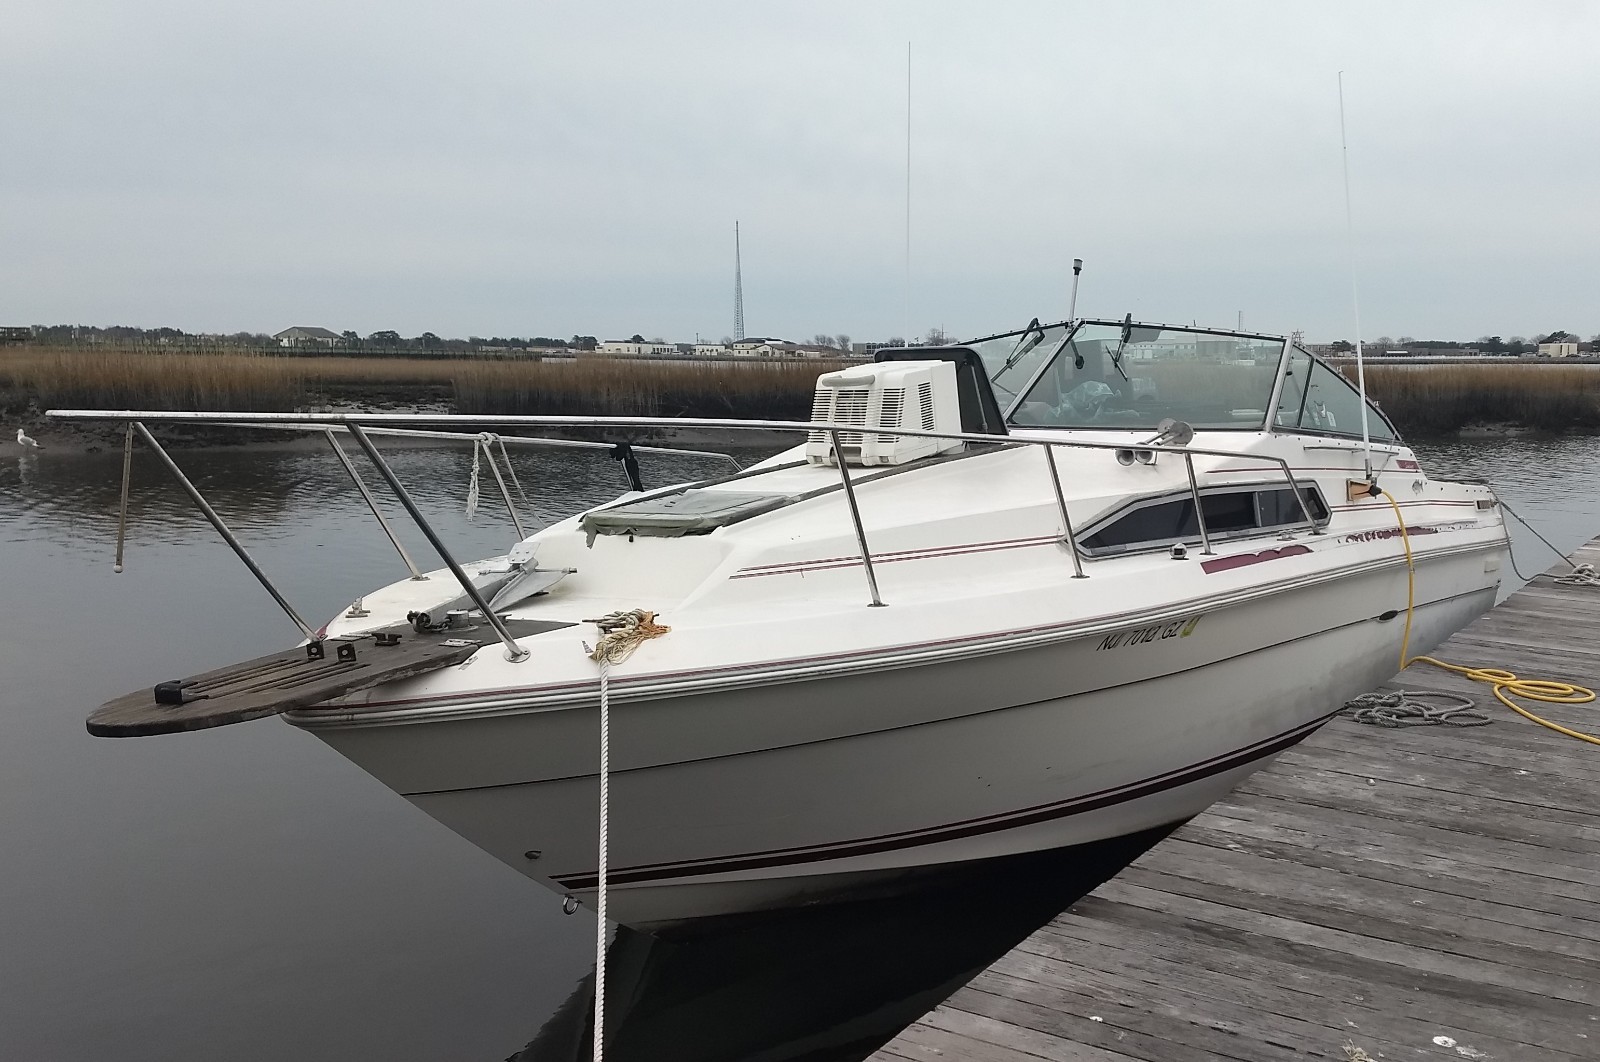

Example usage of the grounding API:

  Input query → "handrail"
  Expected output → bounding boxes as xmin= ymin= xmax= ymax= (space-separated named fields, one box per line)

xmin=1183 ymin=453 xmax=1215 ymax=556
xmin=132 ymin=422 xmax=322 ymax=643
xmin=210 ymin=420 xmax=745 ymax=472
xmin=324 ymin=428 xmax=427 ymax=579
xmin=42 ymin=408 xmax=1313 ymax=468
xmin=59 ymin=410 xmax=1335 ymax=627
xmin=829 ymin=430 xmax=885 ymax=607
xmin=345 ymin=425 xmax=530 ymax=662
xmin=1040 ymin=444 xmax=1087 ymax=578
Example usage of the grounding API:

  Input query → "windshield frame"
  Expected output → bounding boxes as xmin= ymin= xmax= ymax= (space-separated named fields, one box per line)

xmin=1272 ymin=343 xmax=1404 ymax=444
xmin=968 ymin=319 xmax=1291 ymax=432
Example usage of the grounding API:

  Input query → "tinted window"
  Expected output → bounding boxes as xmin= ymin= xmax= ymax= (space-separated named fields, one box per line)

xmin=1081 ymin=485 xmax=1326 ymax=554
xmin=1277 ymin=348 xmax=1398 ymax=440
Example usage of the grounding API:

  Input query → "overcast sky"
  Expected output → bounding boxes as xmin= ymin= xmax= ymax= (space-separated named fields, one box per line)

xmin=3 ymin=1 xmax=1596 ymax=343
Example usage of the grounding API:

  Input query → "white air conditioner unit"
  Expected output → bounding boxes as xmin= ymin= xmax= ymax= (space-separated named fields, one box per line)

xmin=805 ymin=360 xmax=963 ymax=466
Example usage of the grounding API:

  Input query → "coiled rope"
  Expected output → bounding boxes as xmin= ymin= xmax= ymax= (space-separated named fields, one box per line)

xmin=1341 ymin=690 xmax=1490 ymax=728
xmin=1377 ymin=489 xmax=1598 ymax=747
xmin=1553 ymin=562 xmax=1600 ymax=588
xmin=581 ymin=609 xmax=671 ymax=1062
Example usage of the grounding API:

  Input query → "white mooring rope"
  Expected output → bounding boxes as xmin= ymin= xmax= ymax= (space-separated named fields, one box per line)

xmin=1554 ymin=563 xmax=1600 ymax=588
xmin=465 ymin=439 xmax=482 ymax=518
xmin=592 ymin=655 xmax=611 ymax=1062
xmin=581 ymin=610 xmax=670 ymax=1062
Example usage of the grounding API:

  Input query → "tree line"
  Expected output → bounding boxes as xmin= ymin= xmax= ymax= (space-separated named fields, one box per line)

xmin=1327 ymin=331 xmax=1596 ymax=355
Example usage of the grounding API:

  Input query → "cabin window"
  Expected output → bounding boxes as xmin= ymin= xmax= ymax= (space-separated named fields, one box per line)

xmin=1277 ymin=347 xmax=1398 ymax=440
xmin=1079 ymin=484 xmax=1328 ymax=556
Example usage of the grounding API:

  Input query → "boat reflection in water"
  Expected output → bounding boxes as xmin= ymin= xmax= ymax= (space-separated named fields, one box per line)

xmin=512 ymin=825 xmax=1176 ymax=1062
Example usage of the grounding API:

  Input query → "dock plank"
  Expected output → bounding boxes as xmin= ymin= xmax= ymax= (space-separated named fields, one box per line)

xmin=873 ymin=538 xmax=1600 ymax=1062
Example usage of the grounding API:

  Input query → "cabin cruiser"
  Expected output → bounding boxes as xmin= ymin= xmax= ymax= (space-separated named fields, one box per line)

xmin=54 ymin=318 xmax=1509 ymax=930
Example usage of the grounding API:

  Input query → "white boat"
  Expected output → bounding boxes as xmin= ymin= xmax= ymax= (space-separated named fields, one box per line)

xmin=55 ymin=318 xmax=1509 ymax=931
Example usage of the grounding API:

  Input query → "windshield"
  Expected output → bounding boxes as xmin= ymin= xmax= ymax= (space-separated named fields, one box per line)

xmin=1008 ymin=322 xmax=1286 ymax=431
xmin=967 ymin=321 xmax=1071 ymax=411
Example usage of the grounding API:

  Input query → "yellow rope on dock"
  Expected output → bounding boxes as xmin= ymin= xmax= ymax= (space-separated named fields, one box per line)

xmin=1379 ymin=489 xmax=1599 ymax=747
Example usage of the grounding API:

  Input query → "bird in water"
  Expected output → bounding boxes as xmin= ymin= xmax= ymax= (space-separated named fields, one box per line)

xmin=15 ymin=428 xmax=43 ymax=448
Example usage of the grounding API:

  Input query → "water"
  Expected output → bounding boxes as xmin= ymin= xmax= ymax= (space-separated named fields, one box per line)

xmin=2 ymin=435 xmax=1598 ymax=1061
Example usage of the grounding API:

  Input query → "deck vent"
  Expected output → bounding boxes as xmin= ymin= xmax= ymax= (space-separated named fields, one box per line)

xmin=806 ymin=360 xmax=962 ymax=466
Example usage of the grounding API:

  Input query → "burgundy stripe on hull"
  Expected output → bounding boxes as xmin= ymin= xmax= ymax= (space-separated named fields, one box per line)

xmin=549 ymin=710 xmax=1335 ymax=890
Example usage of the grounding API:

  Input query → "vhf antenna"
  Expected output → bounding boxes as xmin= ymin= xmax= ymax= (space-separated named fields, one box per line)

xmin=1068 ymin=259 xmax=1084 ymax=321
xmin=1338 ymin=72 xmax=1374 ymax=482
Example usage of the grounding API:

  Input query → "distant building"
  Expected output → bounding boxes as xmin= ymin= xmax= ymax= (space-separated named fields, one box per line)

xmin=0 ymin=326 xmax=31 ymax=344
xmin=692 ymin=343 xmax=730 ymax=357
xmin=597 ymin=340 xmax=677 ymax=356
xmin=731 ymin=337 xmax=789 ymax=357
xmin=1539 ymin=339 xmax=1580 ymax=357
xmin=274 ymin=326 xmax=341 ymax=348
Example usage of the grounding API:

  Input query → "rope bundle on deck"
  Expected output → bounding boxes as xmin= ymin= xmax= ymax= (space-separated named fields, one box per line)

xmin=585 ymin=609 xmax=672 ymax=665
xmin=1341 ymin=690 xmax=1491 ymax=728
xmin=1553 ymin=562 xmax=1600 ymax=587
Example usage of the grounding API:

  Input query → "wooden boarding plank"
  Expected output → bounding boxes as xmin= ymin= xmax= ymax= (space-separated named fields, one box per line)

xmin=1273 ymin=736 xmax=1600 ymax=803
xmin=1234 ymin=765 xmax=1600 ymax=856
xmin=1175 ymin=821 xmax=1600 ymax=924
xmin=979 ymin=950 xmax=1587 ymax=1062
xmin=1030 ymin=903 xmax=1597 ymax=1041
xmin=1251 ymin=747 xmax=1600 ymax=826
xmin=1198 ymin=793 xmax=1600 ymax=886
xmin=873 ymin=1010 xmax=1140 ymax=1062
xmin=948 ymin=980 xmax=1330 ymax=1062
xmin=1110 ymin=864 xmax=1600 ymax=981
xmin=1306 ymin=718 xmax=1600 ymax=782
xmin=1090 ymin=880 xmax=1597 ymax=1004
xmin=86 ymin=619 xmax=569 ymax=737
xmin=1134 ymin=838 xmax=1600 ymax=951
xmin=1011 ymin=914 xmax=1587 ymax=1055
xmin=917 ymin=1008 xmax=1143 ymax=1062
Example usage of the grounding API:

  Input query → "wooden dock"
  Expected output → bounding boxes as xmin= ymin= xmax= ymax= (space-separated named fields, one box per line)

xmin=873 ymin=538 xmax=1600 ymax=1062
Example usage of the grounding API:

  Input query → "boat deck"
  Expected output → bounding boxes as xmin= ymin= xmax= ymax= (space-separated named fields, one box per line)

xmin=872 ymin=537 xmax=1600 ymax=1062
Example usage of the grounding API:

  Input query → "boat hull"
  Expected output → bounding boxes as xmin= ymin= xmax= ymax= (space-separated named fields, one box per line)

xmin=301 ymin=543 xmax=1499 ymax=929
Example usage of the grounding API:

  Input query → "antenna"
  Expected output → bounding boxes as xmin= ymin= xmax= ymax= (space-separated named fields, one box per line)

xmin=734 ymin=220 xmax=745 ymax=342
xmin=1068 ymin=259 xmax=1083 ymax=321
xmin=1338 ymin=72 xmax=1374 ymax=480
xmin=904 ymin=41 xmax=912 ymax=347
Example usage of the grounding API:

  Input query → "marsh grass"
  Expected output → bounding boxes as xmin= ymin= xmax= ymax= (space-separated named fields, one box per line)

xmin=0 ymin=348 xmax=844 ymax=421
xmin=451 ymin=358 xmax=843 ymax=419
xmin=7 ymin=347 xmax=1597 ymax=435
xmin=0 ymin=349 xmax=309 ymax=411
xmin=1356 ymin=364 xmax=1600 ymax=434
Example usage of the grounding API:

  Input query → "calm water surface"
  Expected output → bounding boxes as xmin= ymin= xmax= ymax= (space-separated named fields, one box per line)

xmin=1 ymin=434 xmax=1597 ymax=1061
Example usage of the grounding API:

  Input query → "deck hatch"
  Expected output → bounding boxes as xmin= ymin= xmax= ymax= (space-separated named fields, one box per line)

xmin=582 ymin=490 xmax=794 ymax=539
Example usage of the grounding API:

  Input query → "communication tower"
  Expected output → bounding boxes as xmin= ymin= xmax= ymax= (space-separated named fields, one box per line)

xmin=734 ymin=221 xmax=745 ymax=342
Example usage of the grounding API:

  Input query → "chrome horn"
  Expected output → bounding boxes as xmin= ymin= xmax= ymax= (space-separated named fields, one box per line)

xmin=1116 ymin=418 xmax=1194 ymax=466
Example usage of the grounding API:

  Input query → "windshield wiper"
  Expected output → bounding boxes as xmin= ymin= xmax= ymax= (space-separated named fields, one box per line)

xmin=1107 ymin=312 xmax=1133 ymax=382
xmin=992 ymin=318 xmax=1045 ymax=383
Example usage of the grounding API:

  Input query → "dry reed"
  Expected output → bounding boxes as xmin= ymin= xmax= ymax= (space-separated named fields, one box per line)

xmin=1355 ymin=364 xmax=1600 ymax=434
xmin=0 ymin=348 xmax=843 ymax=421
xmin=8 ymin=348 xmax=1597 ymax=435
